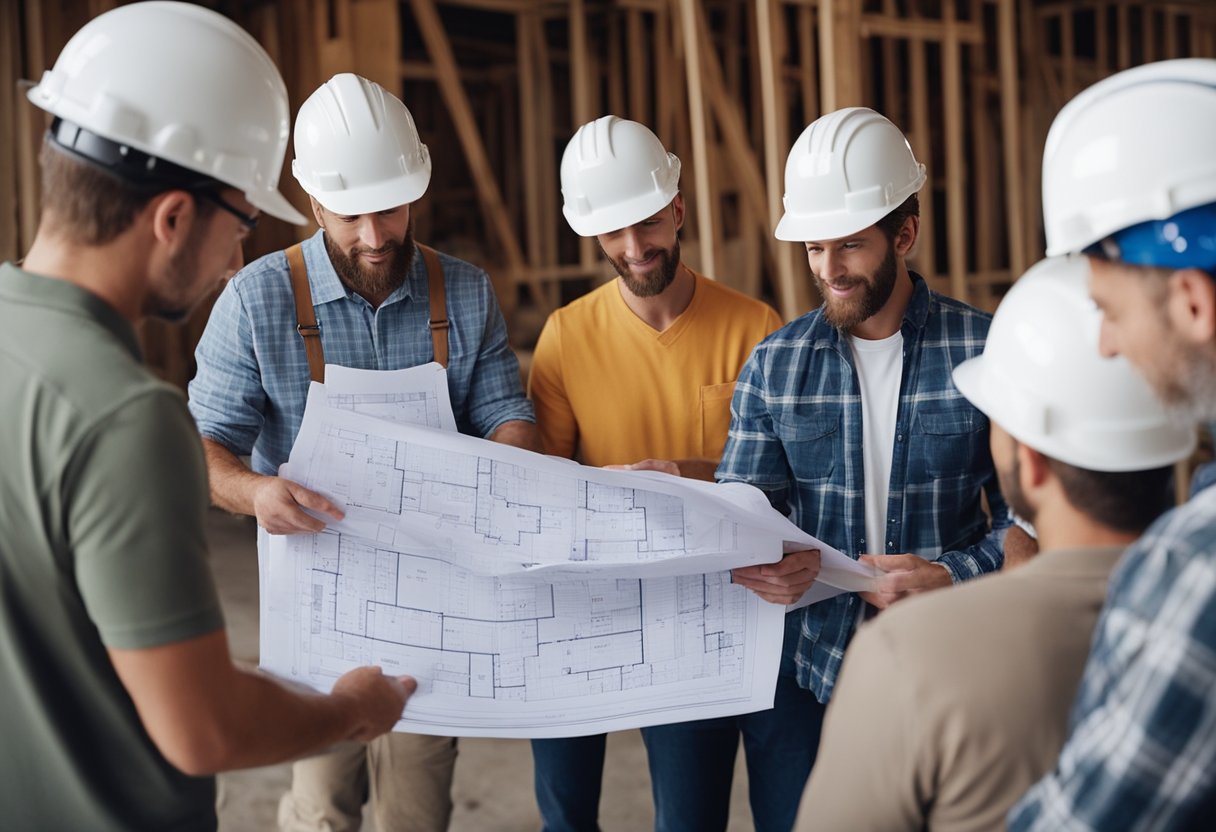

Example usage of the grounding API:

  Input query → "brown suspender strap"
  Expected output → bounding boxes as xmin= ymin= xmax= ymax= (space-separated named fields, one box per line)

xmin=420 ymin=243 xmax=449 ymax=368
xmin=286 ymin=243 xmax=325 ymax=383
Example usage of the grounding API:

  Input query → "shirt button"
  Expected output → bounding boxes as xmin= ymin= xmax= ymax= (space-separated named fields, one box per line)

xmin=896 ymin=434 xmax=904 ymax=442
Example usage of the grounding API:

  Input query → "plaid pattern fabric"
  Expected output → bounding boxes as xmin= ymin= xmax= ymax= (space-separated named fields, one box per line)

xmin=1009 ymin=486 xmax=1216 ymax=831
xmin=188 ymin=229 xmax=532 ymax=474
xmin=717 ymin=274 xmax=1009 ymax=701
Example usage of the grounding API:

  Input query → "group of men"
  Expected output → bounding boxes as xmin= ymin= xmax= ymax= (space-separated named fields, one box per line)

xmin=1 ymin=2 xmax=1213 ymax=831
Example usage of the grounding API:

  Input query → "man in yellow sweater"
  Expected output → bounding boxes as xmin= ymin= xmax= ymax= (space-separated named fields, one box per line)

xmin=527 ymin=115 xmax=784 ymax=832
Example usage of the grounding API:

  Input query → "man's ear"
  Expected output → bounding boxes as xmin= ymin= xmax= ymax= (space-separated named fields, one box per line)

xmin=309 ymin=196 xmax=327 ymax=229
xmin=1017 ymin=442 xmax=1051 ymax=493
xmin=1167 ymin=268 xmax=1216 ymax=346
xmin=894 ymin=215 xmax=919 ymax=257
xmin=148 ymin=190 xmax=196 ymax=247
xmin=671 ymin=192 xmax=685 ymax=233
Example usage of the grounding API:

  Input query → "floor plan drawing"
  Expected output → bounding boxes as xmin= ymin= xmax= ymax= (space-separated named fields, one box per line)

xmin=260 ymin=529 xmax=785 ymax=737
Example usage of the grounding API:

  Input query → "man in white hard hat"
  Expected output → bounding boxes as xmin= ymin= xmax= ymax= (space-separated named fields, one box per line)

xmin=1009 ymin=58 xmax=1216 ymax=831
xmin=527 ymin=115 xmax=782 ymax=831
xmin=715 ymin=107 xmax=1016 ymax=824
xmin=797 ymin=257 xmax=1194 ymax=831
xmin=0 ymin=5 xmax=412 ymax=830
xmin=189 ymin=73 xmax=539 ymax=832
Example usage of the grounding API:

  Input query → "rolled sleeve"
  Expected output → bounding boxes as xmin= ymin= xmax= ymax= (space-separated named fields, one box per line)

xmin=465 ymin=279 xmax=534 ymax=438
xmin=187 ymin=281 xmax=267 ymax=456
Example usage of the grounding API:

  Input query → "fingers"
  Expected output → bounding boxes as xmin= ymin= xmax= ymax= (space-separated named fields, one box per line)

xmin=732 ymin=571 xmax=814 ymax=605
xmin=606 ymin=459 xmax=681 ymax=476
xmin=253 ymin=478 xmax=343 ymax=535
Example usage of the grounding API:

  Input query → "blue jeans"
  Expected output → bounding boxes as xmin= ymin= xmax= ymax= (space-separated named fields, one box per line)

xmin=531 ymin=613 xmax=824 ymax=832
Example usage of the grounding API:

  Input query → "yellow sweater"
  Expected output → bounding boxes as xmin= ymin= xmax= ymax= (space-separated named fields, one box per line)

xmin=528 ymin=271 xmax=782 ymax=467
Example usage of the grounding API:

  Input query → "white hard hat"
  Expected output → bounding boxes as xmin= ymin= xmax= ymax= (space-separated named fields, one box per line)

xmin=952 ymin=257 xmax=1196 ymax=472
xmin=292 ymin=74 xmax=431 ymax=216
xmin=1043 ymin=58 xmax=1216 ymax=257
xmin=26 ymin=1 xmax=305 ymax=225
xmin=775 ymin=107 xmax=926 ymax=242
xmin=560 ymin=116 xmax=681 ymax=237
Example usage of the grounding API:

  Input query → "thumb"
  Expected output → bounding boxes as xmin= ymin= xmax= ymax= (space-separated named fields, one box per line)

xmin=397 ymin=676 xmax=419 ymax=695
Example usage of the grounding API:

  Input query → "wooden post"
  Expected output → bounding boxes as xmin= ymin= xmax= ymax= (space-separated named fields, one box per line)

xmin=819 ymin=0 xmax=864 ymax=112
xmin=942 ymin=0 xmax=969 ymax=303
xmin=757 ymin=0 xmax=807 ymax=320
xmin=626 ymin=8 xmax=649 ymax=124
xmin=569 ymin=0 xmax=599 ymax=272
xmin=677 ymin=0 xmax=718 ymax=278
xmin=518 ymin=13 xmax=543 ymax=268
xmin=0 ymin=0 xmax=23 ymax=263
xmin=409 ymin=0 xmax=551 ymax=310
xmin=798 ymin=5 xmax=819 ymax=123
xmin=998 ymin=0 xmax=1028 ymax=279
xmin=908 ymin=34 xmax=937 ymax=283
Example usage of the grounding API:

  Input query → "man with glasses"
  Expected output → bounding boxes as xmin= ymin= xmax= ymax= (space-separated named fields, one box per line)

xmin=0 ymin=6 xmax=412 ymax=829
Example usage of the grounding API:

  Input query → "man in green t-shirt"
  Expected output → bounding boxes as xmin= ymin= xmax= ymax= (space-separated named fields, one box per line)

xmin=0 ymin=5 xmax=412 ymax=830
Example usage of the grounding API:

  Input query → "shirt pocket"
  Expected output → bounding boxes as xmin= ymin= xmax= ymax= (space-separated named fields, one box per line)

xmin=914 ymin=404 xmax=987 ymax=480
xmin=699 ymin=381 xmax=737 ymax=459
xmin=773 ymin=406 xmax=842 ymax=485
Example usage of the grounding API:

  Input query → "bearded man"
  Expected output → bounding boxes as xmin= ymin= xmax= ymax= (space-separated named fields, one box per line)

xmin=188 ymin=74 xmax=538 ymax=832
xmin=712 ymin=107 xmax=1016 ymax=828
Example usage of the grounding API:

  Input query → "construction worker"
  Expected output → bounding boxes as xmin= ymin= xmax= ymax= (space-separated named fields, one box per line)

xmin=715 ymin=107 xmax=1015 ymax=827
xmin=188 ymin=73 xmax=539 ymax=831
xmin=1009 ymin=58 xmax=1216 ymax=830
xmin=527 ymin=115 xmax=782 ymax=831
xmin=798 ymin=257 xmax=1195 ymax=831
xmin=0 ymin=5 xmax=411 ymax=829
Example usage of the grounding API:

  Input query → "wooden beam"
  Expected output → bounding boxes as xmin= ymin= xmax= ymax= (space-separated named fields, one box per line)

xmin=409 ymin=0 xmax=551 ymax=309
xmin=676 ymin=0 xmax=718 ymax=277
xmin=819 ymin=0 xmax=864 ymax=112
xmin=757 ymin=0 xmax=807 ymax=319
xmin=0 ymin=0 xmax=22 ymax=263
xmin=797 ymin=4 xmax=819 ymax=122
xmin=942 ymin=0 xmax=968 ymax=302
xmin=568 ymin=0 xmax=599 ymax=272
xmin=518 ymin=13 xmax=544 ymax=268
xmin=626 ymin=8 xmax=649 ymax=123
xmin=858 ymin=14 xmax=985 ymax=44
xmin=998 ymin=0 xmax=1028 ymax=279
xmin=908 ymin=33 xmax=937 ymax=283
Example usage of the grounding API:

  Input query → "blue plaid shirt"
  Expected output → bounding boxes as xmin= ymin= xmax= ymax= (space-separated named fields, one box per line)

xmin=717 ymin=273 xmax=1010 ymax=702
xmin=1009 ymin=485 xmax=1216 ymax=831
xmin=188 ymin=229 xmax=533 ymax=473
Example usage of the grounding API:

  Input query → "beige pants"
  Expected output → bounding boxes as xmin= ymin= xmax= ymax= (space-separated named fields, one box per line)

xmin=278 ymin=733 xmax=458 ymax=832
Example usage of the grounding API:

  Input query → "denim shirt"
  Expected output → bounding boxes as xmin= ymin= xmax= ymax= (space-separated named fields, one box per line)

xmin=188 ymin=229 xmax=533 ymax=474
xmin=718 ymin=273 xmax=1009 ymax=701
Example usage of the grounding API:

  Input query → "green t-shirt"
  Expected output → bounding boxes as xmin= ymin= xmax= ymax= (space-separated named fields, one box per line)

xmin=0 ymin=263 xmax=225 ymax=830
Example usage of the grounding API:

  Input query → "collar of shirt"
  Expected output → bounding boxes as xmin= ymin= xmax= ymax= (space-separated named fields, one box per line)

xmin=300 ymin=228 xmax=422 ymax=309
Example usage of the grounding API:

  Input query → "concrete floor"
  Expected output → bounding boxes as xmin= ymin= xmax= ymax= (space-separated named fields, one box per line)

xmin=206 ymin=509 xmax=755 ymax=831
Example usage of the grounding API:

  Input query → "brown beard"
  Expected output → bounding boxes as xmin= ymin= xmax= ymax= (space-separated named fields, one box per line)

xmin=603 ymin=238 xmax=682 ymax=298
xmin=813 ymin=242 xmax=899 ymax=331
xmin=325 ymin=221 xmax=416 ymax=303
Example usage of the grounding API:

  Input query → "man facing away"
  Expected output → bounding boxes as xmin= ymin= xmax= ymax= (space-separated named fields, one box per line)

xmin=797 ymin=256 xmax=1195 ymax=831
xmin=0 ymin=5 xmax=411 ymax=830
xmin=1010 ymin=58 xmax=1216 ymax=830
xmin=714 ymin=107 xmax=1014 ymax=828
xmin=526 ymin=115 xmax=782 ymax=832
xmin=188 ymin=73 xmax=539 ymax=832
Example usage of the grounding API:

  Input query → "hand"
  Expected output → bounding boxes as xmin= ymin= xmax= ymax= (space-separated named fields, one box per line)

xmin=605 ymin=459 xmax=681 ymax=477
xmin=857 ymin=554 xmax=952 ymax=610
xmin=1002 ymin=525 xmax=1040 ymax=571
xmin=331 ymin=667 xmax=417 ymax=742
xmin=731 ymin=549 xmax=821 ymax=605
xmin=252 ymin=476 xmax=344 ymax=534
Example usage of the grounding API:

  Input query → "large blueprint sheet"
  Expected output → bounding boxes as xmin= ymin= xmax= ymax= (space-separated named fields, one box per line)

xmin=260 ymin=377 xmax=872 ymax=737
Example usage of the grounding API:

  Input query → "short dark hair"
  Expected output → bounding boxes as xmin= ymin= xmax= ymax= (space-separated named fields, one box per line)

xmin=1048 ymin=457 xmax=1174 ymax=534
xmin=875 ymin=193 xmax=920 ymax=241
xmin=38 ymin=138 xmax=215 ymax=246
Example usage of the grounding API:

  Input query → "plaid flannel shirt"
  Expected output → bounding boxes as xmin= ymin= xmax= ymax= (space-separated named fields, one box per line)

xmin=188 ymin=229 xmax=533 ymax=473
xmin=717 ymin=273 xmax=1010 ymax=702
xmin=1009 ymin=485 xmax=1216 ymax=831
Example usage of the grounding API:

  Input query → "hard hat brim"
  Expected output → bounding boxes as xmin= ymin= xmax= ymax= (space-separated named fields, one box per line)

xmin=300 ymin=170 xmax=430 ymax=217
xmin=249 ymin=187 xmax=308 ymax=226
xmin=774 ymin=203 xmax=898 ymax=243
xmin=563 ymin=190 xmax=677 ymax=238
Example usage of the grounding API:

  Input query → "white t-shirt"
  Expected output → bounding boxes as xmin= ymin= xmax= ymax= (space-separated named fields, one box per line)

xmin=850 ymin=330 xmax=905 ymax=558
